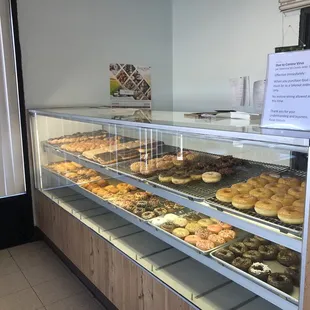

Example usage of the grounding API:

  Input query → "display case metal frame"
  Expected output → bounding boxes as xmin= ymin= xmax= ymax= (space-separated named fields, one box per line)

xmin=29 ymin=108 xmax=310 ymax=310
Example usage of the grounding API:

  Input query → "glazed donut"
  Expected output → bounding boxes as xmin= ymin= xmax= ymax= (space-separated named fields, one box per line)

xmin=184 ymin=234 xmax=201 ymax=246
xmin=214 ymin=249 xmax=235 ymax=263
xmin=278 ymin=177 xmax=301 ymax=187
xmin=254 ymin=199 xmax=283 ymax=217
xmin=132 ymin=207 xmax=146 ymax=216
xmin=207 ymin=224 xmax=222 ymax=234
xmin=197 ymin=218 xmax=214 ymax=228
xmin=293 ymin=199 xmax=305 ymax=209
xmin=130 ymin=162 xmax=141 ymax=173
xmin=216 ymin=188 xmax=238 ymax=203
xmin=267 ymin=273 xmax=294 ymax=294
xmin=258 ymin=245 xmax=279 ymax=260
xmin=141 ymin=211 xmax=156 ymax=220
xmin=277 ymin=249 xmax=300 ymax=267
xmin=232 ymin=257 xmax=252 ymax=272
xmin=160 ymin=222 xmax=176 ymax=233
xmin=218 ymin=229 xmax=236 ymax=241
xmin=190 ymin=169 xmax=204 ymax=181
xmin=154 ymin=207 xmax=168 ymax=216
xmin=219 ymin=222 xmax=232 ymax=230
xmin=271 ymin=193 xmax=295 ymax=207
xmin=278 ymin=206 xmax=304 ymax=224
xmin=243 ymin=250 xmax=263 ymax=262
xmin=249 ymin=188 xmax=274 ymax=200
xmin=156 ymin=160 xmax=174 ymax=171
xmin=232 ymin=194 xmax=257 ymax=210
xmin=164 ymin=214 xmax=179 ymax=222
xmin=185 ymin=222 xmax=202 ymax=234
xmin=202 ymin=172 xmax=222 ymax=183
xmin=229 ymin=242 xmax=248 ymax=256
xmin=195 ymin=227 xmax=210 ymax=239
xmin=231 ymin=183 xmax=254 ymax=194
xmin=208 ymin=234 xmax=226 ymax=246
xmin=248 ymin=262 xmax=271 ymax=281
xmin=171 ymin=173 xmax=192 ymax=185
xmin=288 ymin=186 xmax=305 ymax=199
xmin=173 ymin=217 xmax=188 ymax=228
xmin=158 ymin=171 xmax=173 ymax=183
xmin=196 ymin=240 xmax=215 ymax=251
xmin=260 ymin=172 xmax=281 ymax=183
xmin=134 ymin=192 xmax=149 ymax=201
xmin=172 ymin=228 xmax=190 ymax=239
xmin=247 ymin=177 xmax=269 ymax=188
xmin=243 ymin=237 xmax=261 ymax=250
xmin=265 ymin=183 xmax=289 ymax=194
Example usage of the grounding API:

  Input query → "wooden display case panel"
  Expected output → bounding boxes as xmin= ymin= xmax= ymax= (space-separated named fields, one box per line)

xmin=34 ymin=189 xmax=195 ymax=310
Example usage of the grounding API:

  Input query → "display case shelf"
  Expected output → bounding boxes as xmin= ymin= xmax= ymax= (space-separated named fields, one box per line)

xmin=41 ymin=143 xmax=302 ymax=252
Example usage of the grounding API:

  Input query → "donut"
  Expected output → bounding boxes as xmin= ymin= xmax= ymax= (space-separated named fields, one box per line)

xmin=208 ymin=234 xmax=226 ymax=246
xmin=271 ymin=193 xmax=295 ymax=207
xmin=293 ymin=199 xmax=305 ymax=209
xmin=258 ymin=245 xmax=279 ymax=260
xmin=277 ymin=249 xmax=300 ymax=267
xmin=218 ymin=229 xmax=236 ymax=241
xmin=249 ymin=188 xmax=274 ymax=200
xmin=151 ymin=218 xmax=166 ymax=227
xmin=231 ymin=183 xmax=254 ymax=194
xmin=160 ymin=222 xmax=176 ymax=233
xmin=202 ymin=172 xmax=222 ymax=183
xmin=141 ymin=211 xmax=156 ymax=220
xmin=254 ymin=235 xmax=270 ymax=245
xmin=243 ymin=237 xmax=260 ymax=250
xmin=232 ymin=257 xmax=252 ymax=272
xmin=183 ymin=213 xmax=202 ymax=222
xmin=247 ymin=177 xmax=269 ymax=188
xmin=229 ymin=242 xmax=248 ymax=256
xmin=130 ymin=162 xmax=141 ymax=173
xmin=197 ymin=218 xmax=214 ymax=228
xmin=137 ymin=201 xmax=148 ymax=209
xmin=248 ymin=262 xmax=271 ymax=281
xmin=172 ymin=228 xmax=190 ymax=239
xmin=219 ymin=222 xmax=232 ymax=230
xmin=173 ymin=217 xmax=188 ymax=228
xmin=260 ymin=172 xmax=281 ymax=183
xmin=216 ymin=188 xmax=238 ymax=203
xmin=232 ymin=194 xmax=257 ymax=210
xmin=158 ymin=171 xmax=173 ymax=183
xmin=278 ymin=206 xmax=304 ymax=224
xmin=132 ymin=207 xmax=145 ymax=216
xmin=243 ymin=250 xmax=263 ymax=262
xmin=267 ymin=273 xmax=294 ymax=294
xmin=196 ymin=240 xmax=215 ymax=251
xmin=278 ymin=177 xmax=301 ymax=187
xmin=171 ymin=173 xmax=192 ymax=185
xmin=190 ymin=169 xmax=204 ymax=181
xmin=156 ymin=160 xmax=174 ymax=171
xmin=164 ymin=214 xmax=179 ymax=222
xmin=207 ymin=224 xmax=222 ymax=234
xmin=154 ymin=207 xmax=168 ymax=216
xmin=265 ymin=183 xmax=289 ymax=194
xmin=288 ymin=186 xmax=305 ymax=199
xmin=185 ymin=222 xmax=201 ymax=234
xmin=301 ymin=181 xmax=306 ymax=188
xmin=184 ymin=234 xmax=201 ymax=246
xmin=135 ymin=192 xmax=149 ymax=201
xmin=195 ymin=227 xmax=210 ymax=239
xmin=284 ymin=266 xmax=300 ymax=286
xmin=254 ymin=199 xmax=283 ymax=217
xmin=214 ymin=249 xmax=235 ymax=263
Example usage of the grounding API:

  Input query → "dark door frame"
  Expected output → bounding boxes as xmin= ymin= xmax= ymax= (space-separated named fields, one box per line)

xmin=299 ymin=7 xmax=310 ymax=49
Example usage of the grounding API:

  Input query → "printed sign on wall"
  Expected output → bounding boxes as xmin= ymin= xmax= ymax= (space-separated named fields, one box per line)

xmin=110 ymin=63 xmax=151 ymax=107
xmin=261 ymin=50 xmax=310 ymax=130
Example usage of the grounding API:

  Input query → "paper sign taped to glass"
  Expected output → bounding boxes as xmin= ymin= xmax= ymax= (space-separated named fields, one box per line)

xmin=261 ymin=50 xmax=310 ymax=130
xmin=110 ymin=63 xmax=151 ymax=109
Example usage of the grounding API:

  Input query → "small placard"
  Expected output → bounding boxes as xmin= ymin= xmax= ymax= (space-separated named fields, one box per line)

xmin=261 ymin=50 xmax=310 ymax=130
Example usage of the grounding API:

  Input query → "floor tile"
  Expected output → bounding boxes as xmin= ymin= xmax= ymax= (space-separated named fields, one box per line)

xmin=23 ymin=258 xmax=71 ymax=286
xmin=0 ymin=288 xmax=43 ymax=310
xmin=9 ymin=241 xmax=48 ymax=258
xmin=0 ymin=249 xmax=11 ymax=260
xmin=33 ymin=275 xmax=86 ymax=306
xmin=0 ymin=256 xmax=20 ymax=277
xmin=46 ymin=292 xmax=105 ymax=310
xmin=0 ymin=271 xmax=30 ymax=299
xmin=12 ymin=246 xmax=57 ymax=271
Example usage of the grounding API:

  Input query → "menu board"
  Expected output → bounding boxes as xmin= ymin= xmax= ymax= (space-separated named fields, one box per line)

xmin=261 ymin=50 xmax=310 ymax=130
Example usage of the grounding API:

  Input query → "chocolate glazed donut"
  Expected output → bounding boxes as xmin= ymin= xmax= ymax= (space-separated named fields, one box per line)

xmin=284 ymin=266 xmax=300 ymax=286
xmin=243 ymin=250 xmax=263 ymax=262
xmin=258 ymin=245 xmax=279 ymax=260
xmin=229 ymin=242 xmax=248 ymax=256
xmin=277 ymin=249 xmax=300 ymax=267
xmin=214 ymin=249 xmax=235 ymax=263
xmin=267 ymin=273 xmax=294 ymax=294
xmin=232 ymin=257 xmax=252 ymax=272
xmin=243 ymin=237 xmax=261 ymax=250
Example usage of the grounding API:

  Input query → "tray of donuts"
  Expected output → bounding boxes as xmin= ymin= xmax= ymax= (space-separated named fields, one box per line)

xmin=207 ymin=172 xmax=306 ymax=235
xmin=148 ymin=212 xmax=247 ymax=255
xmin=210 ymin=235 xmax=300 ymax=304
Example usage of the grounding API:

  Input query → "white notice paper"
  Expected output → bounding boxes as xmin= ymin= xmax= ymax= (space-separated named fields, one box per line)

xmin=229 ymin=76 xmax=250 ymax=109
xmin=262 ymin=50 xmax=310 ymax=130
xmin=253 ymin=80 xmax=266 ymax=113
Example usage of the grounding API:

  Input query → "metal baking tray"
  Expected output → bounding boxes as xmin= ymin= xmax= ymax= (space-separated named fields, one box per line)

xmin=210 ymin=243 xmax=300 ymax=305
xmin=147 ymin=159 xmax=288 ymax=201
xmin=148 ymin=212 xmax=248 ymax=255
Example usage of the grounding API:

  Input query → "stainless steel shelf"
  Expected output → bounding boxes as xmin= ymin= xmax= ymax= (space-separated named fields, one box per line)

xmin=43 ymin=143 xmax=303 ymax=253
xmin=44 ymin=183 xmax=298 ymax=310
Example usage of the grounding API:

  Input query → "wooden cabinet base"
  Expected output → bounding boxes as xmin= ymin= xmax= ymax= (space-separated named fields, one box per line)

xmin=34 ymin=190 xmax=195 ymax=310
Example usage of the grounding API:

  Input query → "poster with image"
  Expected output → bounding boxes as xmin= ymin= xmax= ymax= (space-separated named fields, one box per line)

xmin=110 ymin=63 xmax=151 ymax=107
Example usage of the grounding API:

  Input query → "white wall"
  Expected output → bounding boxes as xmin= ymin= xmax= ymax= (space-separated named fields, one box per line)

xmin=173 ymin=0 xmax=301 ymax=112
xmin=17 ymin=0 xmax=173 ymax=110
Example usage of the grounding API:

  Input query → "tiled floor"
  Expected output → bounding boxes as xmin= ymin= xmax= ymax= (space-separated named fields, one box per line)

xmin=0 ymin=241 xmax=106 ymax=310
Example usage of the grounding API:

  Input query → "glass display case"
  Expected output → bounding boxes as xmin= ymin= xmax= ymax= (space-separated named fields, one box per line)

xmin=29 ymin=107 xmax=310 ymax=310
